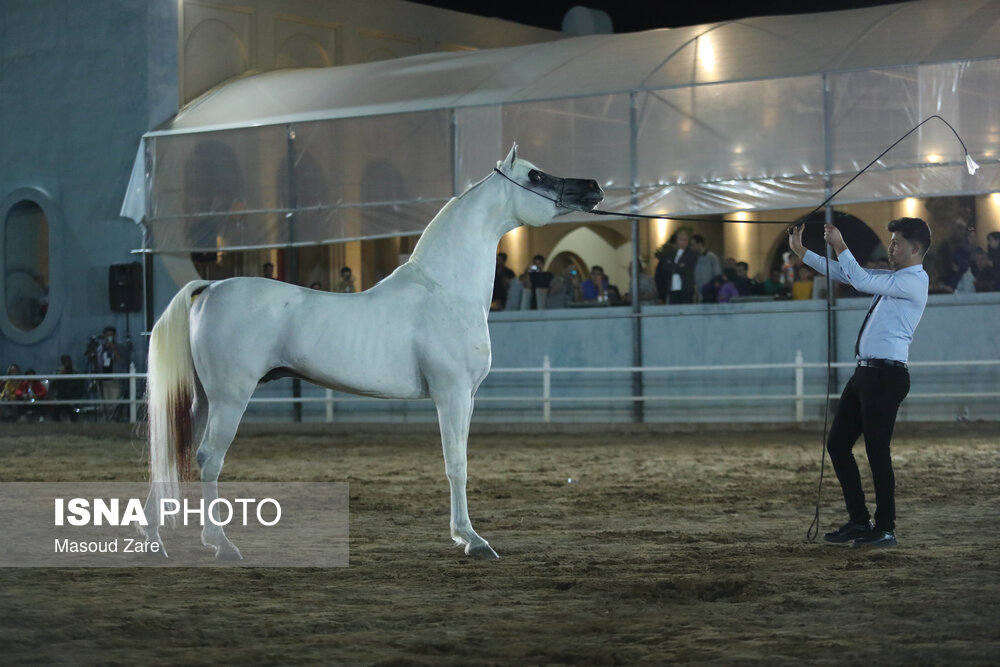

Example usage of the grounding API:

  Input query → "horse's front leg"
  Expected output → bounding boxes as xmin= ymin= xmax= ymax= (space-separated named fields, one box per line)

xmin=433 ymin=389 xmax=498 ymax=560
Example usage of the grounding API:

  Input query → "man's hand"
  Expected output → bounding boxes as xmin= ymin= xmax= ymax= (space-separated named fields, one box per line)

xmin=823 ymin=224 xmax=848 ymax=254
xmin=787 ymin=224 xmax=806 ymax=258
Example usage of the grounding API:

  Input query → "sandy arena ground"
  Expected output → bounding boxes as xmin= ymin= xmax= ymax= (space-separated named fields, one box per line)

xmin=0 ymin=421 xmax=997 ymax=665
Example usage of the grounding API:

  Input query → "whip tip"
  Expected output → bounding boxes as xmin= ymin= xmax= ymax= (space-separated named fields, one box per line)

xmin=966 ymin=153 xmax=980 ymax=175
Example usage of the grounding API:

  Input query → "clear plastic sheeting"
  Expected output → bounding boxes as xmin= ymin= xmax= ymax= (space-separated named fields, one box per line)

xmin=141 ymin=111 xmax=453 ymax=252
xmin=122 ymin=0 xmax=1000 ymax=252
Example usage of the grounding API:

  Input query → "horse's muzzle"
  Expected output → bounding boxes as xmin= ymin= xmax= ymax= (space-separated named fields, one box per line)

xmin=560 ymin=178 xmax=604 ymax=211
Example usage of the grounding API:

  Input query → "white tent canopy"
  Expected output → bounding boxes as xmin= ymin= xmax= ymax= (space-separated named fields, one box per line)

xmin=122 ymin=0 xmax=1000 ymax=253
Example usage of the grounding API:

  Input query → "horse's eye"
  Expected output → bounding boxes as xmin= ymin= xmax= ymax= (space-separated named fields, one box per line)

xmin=529 ymin=170 xmax=543 ymax=184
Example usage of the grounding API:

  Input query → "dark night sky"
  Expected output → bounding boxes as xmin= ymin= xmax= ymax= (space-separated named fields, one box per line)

xmin=408 ymin=1 xmax=905 ymax=33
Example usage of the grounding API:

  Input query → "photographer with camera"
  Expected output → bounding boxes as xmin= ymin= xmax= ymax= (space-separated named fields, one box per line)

xmin=527 ymin=254 xmax=553 ymax=310
xmin=93 ymin=325 xmax=132 ymax=421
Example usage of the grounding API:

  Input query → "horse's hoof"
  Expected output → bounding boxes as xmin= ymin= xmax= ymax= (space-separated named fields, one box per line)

xmin=146 ymin=543 xmax=169 ymax=558
xmin=215 ymin=544 xmax=243 ymax=561
xmin=467 ymin=543 xmax=500 ymax=560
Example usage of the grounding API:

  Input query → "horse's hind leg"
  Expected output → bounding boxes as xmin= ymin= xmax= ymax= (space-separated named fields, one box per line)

xmin=434 ymin=389 xmax=498 ymax=559
xmin=197 ymin=397 xmax=247 ymax=560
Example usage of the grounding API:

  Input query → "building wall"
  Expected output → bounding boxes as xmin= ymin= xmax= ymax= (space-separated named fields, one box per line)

xmin=0 ymin=0 xmax=560 ymax=373
xmin=0 ymin=0 xmax=179 ymax=373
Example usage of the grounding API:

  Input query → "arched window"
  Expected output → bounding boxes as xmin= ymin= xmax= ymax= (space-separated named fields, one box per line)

xmin=4 ymin=200 xmax=49 ymax=331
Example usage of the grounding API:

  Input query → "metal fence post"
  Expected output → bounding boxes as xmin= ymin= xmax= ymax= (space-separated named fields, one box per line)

xmin=795 ymin=350 xmax=804 ymax=422
xmin=326 ymin=388 xmax=334 ymax=423
xmin=543 ymin=355 xmax=551 ymax=423
xmin=129 ymin=362 xmax=138 ymax=423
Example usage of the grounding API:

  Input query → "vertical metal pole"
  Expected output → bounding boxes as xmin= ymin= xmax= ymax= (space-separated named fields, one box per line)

xmin=325 ymin=388 xmax=334 ymax=423
xmin=129 ymin=362 xmax=137 ymax=424
xmin=451 ymin=109 xmax=460 ymax=197
xmin=542 ymin=355 xmax=551 ymax=424
xmin=795 ymin=349 xmax=804 ymax=422
xmin=629 ymin=92 xmax=644 ymax=423
xmin=142 ymin=138 xmax=155 ymax=337
xmin=822 ymin=74 xmax=839 ymax=406
xmin=286 ymin=125 xmax=302 ymax=422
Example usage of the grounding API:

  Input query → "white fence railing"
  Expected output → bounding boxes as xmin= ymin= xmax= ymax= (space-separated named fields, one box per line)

xmin=3 ymin=354 xmax=998 ymax=424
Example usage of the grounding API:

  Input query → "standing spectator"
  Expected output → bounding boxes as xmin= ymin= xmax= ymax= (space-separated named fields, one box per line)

xmin=492 ymin=253 xmax=516 ymax=310
xmin=96 ymin=326 xmax=131 ymax=421
xmin=504 ymin=273 xmax=527 ymax=311
xmin=53 ymin=354 xmax=85 ymax=422
xmin=937 ymin=221 xmax=973 ymax=290
xmin=954 ymin=259 xmax=976 ymax=294
xmin=987 ymin=231 xmax=1000 ymax=270
xmin=691 ymin=234 xmax=721 ymax=302
xmin=262 ymin=262 xmax=276 ymax=279
xmin=527 ymin=254 xmax=553 ymax=309
xmin=337 ymin=267 xmax=356 ymax=293
xmin=625 ymin=261 xmax=658 ymax=305
xmin=971 ymin=248 xmax=996 ymax=292
xmin=983 ymin=231 xmax=1000 ymax=290
xmin=655 ymin=230 xmax=698 ymax=304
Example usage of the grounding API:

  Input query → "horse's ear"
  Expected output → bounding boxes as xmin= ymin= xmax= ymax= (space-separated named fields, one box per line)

xmin=498 ymin=143 xmax=518 ymax=171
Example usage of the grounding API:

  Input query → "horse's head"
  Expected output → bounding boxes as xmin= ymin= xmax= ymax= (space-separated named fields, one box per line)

xmin=495 ymin=144 xmax=604 ymax=226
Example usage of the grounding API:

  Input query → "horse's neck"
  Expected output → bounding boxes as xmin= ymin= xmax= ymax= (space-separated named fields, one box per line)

xmin=408 ymin=178 xmax=519 ymax=301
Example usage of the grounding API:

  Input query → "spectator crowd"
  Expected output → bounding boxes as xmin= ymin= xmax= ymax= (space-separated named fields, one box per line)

xmin=490 ymin=225 xmax=999 ymax=312
xmin=1 ymin=326 xmax=131 ymax=423
xmin=4 ymin=222 xmax=997 ymax=421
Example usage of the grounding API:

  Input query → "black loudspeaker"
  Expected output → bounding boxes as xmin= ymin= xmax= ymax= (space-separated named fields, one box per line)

xmin=109 ymin=262 xmax=143 ymax=313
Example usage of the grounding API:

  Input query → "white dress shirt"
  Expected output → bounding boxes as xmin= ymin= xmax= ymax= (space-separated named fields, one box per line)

xmin=803 ymin=249 xmax=928 ymax=363
xmin=671 ymin=249 xmax=684 ymax=292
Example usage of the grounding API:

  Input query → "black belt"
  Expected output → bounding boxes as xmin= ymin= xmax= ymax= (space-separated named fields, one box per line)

xmin=857 ymin=358 xmax=907 ymax=369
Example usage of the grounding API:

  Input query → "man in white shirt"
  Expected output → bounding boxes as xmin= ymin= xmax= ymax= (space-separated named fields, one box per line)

xmin=789 ymin=217 xmax=930 ymax=548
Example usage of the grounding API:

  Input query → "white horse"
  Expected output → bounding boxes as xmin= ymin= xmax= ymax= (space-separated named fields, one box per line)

xmin=142 ymin=145 xmax=603 ymax=560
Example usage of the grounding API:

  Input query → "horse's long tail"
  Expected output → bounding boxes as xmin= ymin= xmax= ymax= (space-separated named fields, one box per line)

xmin=147 ymin=280 xmax=211 ymax=509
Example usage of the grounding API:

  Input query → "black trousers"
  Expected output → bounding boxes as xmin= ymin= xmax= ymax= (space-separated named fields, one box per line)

xmin=827 ymin=365 xmax=910 ymax=532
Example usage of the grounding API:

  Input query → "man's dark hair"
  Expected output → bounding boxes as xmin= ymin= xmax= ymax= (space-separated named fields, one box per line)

xmin=533 ymin=254 xmax=545 ymax=264
xmin=888 ymin=217 xmax=931 ymax=254
xmin=691 ymin=234 xmax=705 ymax=245
xmin=591 ymin=265 xmax=604 ymax=274
xmin=497 ymin=252 xmax=508 ymax=261
xmin=737 ymin=261 xmax=749 ymax=270
xmin=988 ymin=231 xmax=1000 ymax=242
xmin=103 ymin=326 xmax=116 ymax=335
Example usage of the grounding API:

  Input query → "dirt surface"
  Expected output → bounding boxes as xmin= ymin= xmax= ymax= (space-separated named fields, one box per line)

xmin=0 ymin=422 xmax=997 ymax=665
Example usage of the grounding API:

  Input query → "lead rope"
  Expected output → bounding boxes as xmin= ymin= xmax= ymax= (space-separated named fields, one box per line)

xmin=498 ymin=115 xmax=978 ymax=541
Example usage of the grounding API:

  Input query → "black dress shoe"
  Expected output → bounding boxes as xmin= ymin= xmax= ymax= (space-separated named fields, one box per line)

xmin=851 ymin=530 xmax=897 ymax=548
xmin=823 ymin=520 xmax=873 ymax=543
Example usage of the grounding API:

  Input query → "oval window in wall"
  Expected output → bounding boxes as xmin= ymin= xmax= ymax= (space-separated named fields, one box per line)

xmin=4 ymin=200 xmax=50 ymax=331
